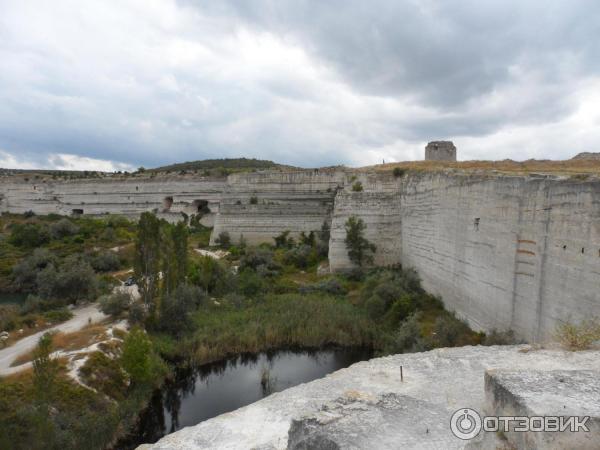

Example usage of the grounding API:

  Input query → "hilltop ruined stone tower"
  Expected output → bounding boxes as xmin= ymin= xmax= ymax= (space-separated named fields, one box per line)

xmin=425 ymin=141 xmax=456 ymax=161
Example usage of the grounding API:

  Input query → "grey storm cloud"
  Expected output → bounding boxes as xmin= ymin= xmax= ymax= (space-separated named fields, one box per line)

xmin=1 ymin=0 xmax=600 ymax=170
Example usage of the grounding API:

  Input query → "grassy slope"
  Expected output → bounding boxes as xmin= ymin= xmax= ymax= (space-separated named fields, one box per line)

xmin=366 ymin=158 xmax=600 ymax=176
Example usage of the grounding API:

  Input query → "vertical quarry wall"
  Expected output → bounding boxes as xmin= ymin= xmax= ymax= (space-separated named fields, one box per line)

xmin=330 ymin=172 xmax=600 ymax=342
xmin=210 ymin=170 xmax=345 ymax=245
xmin=2 ymin=169 xmax=599 ymax=342
xmin=0 ymin=177 xmax=226 ymax=223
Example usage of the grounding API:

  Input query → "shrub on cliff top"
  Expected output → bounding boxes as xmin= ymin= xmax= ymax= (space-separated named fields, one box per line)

xmin=351 ymin=181 xmax=363 ymax=192
xmin=393 ymin=167 xmax=406 ymax=178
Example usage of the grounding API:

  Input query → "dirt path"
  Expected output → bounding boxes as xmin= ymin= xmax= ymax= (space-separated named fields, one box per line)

xmin=0 ymin=304 xmax=107 ymax=376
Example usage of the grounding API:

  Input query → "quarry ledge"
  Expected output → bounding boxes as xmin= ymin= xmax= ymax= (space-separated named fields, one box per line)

xmin=138 ymin=345 xmax=600 ymax=450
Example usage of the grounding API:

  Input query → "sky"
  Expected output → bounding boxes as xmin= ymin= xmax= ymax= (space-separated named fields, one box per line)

xmin=1 ymin=0 xmax=599 ymax=171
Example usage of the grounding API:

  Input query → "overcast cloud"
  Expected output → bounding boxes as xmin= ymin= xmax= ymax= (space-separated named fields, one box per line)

xmin=0 ymin=0 xmax=599 ymax=170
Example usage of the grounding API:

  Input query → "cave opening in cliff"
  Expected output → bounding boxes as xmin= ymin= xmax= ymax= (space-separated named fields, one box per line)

xmin=71 ymin=208 xmax=83 ymax=216
xmin=163 ymin=196 xmax=174 ymax=212
xmin=192 ymin=199 xmax=210 ymax=214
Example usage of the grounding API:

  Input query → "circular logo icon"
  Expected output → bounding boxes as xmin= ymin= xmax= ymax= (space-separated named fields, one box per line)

xmin=450 ymin=408 xmax=482 ymax=440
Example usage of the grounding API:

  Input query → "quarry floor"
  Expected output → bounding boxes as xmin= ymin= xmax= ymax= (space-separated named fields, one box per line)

xmin=139 ymin=345 xmax=600 ymax=450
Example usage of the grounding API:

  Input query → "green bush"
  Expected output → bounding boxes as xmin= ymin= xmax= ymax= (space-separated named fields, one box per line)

xmin=20 ymin=295 xmax=42 ymax=314
xmin=240 ymin=247 xmax=279 ymax=273
xmin=79 ymin=351 xmax=127 ymax=400
xmin=91 ymin=252 xmax=121 ymax=272
xmin=299 ymin=231 xmax=316 ymax=247
xmin=9 ymin=223 xmax=50 ymax=248
xmin=0 ymin=304 xmax=20 ymax=331
xmin=158 ymin=284 xmax=205 ymax=336
xmin=49 ymin=219 xmax=79 ymax=240
xmin=12 ymin=248 xmax=56 ymax=292
xmin=365 ymin=295 xmax=387 ymax=320
xmin=351 ymin=181 xmax=363 ymax=192
xmin=393 ymin=167 xmax=406 ymax=178
xmin=300 ymin=278 xmax=346 ymax=296
xmin=283 ymin=244 xmax=316 ymax=269
xmin=36 ymin=255 xmax=98 ymax=304
xmin=215 ymin=231 xmax=231 ymax=249
xmin=189 ymin=256 xmax=230 ymax=295
xmin=483 ymin=329 xmax=519 ymax=346
xmin=429 ymin=313 xmax=473 ymax=347
xmin=274 ymin=230 xmax=294 ymax=249
xmin=394 ymin=312 xmax=428 ymax=353
xmin=101 ymin=227 xmax=117 ymax=241
xmin=43 ymin=308 xmax=73 ymax=323
xmin=120 ymin=327 xmax=166 ymax=388
xmin=384 ymin=295 xmax=416 ymax=325
xmin=99 ymin=292 xmax=131 ymax=318
xmin=237 ymin=269 xmax=265 ymax=297
xmin=127 ymin=302 xmax=147 ymax=326
xmin=249 ymin=195 xmax=258 ymax=205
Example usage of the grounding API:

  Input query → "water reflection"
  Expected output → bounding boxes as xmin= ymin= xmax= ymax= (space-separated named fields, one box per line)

xmin=120 ymin=347 xmax=372 ymax=449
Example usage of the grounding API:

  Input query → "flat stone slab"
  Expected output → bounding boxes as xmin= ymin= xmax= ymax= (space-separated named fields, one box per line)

xmin=485 ymin=369 xmax=600 ymax=450
xmin=141 ymin=346 xmax=600 ymax=449
xmin=288 ymin=393 xmax=460 ymax=450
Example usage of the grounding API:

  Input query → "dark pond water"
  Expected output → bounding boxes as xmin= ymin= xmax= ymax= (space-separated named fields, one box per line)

xmin=120 ymin=347 xmax=373 ymax=449
xmin=0 ymin=292 xmax=27 ymax=305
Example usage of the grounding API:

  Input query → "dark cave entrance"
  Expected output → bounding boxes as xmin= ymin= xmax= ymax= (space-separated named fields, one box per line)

xmin=163 ymin=196 xmax=174 ymax=212
xmin=192 ymin=200 xmax=211 ymax=214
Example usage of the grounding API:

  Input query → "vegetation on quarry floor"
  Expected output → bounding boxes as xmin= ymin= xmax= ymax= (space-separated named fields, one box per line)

xmin=0 ymin=212 xmax=507 ymax=449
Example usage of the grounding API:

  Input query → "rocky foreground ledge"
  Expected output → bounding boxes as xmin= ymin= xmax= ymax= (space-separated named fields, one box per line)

xmin=139 ymin=346 xmax=600 ymax=449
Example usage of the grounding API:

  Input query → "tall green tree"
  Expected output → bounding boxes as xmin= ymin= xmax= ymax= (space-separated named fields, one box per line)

xmin=172 ymin=222 xmax=188 ymax=288
xmin=160 ymin=221 xmax=188 ymax=298
xmin=134 ymin=212 xmax=161 ymax=309
xmin=344 ymin=216 xmax=376 ymax=267
xmin=317 ymin=220 xmax=331 ymax=257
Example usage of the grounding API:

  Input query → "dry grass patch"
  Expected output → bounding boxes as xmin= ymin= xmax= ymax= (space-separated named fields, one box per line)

xmin=1 ymin=366 xmax=33 ymax=383
xmin=53 ymin=324 xmax=108 ymax=351
xmin=365 ymin=159 xmax=600 ymax=176
xmin=555 ymin=318 xmax=600 ymax=350
xmin=10 ymin=324 xmax=108 ymax=367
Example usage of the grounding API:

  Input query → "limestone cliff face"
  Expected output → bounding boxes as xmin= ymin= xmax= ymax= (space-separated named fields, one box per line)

xmin=210 ymin=170 xmax=345 ymax=245
xmin=2 ymin=169 xmax=600 ymax=342
xmin=329 ymin=172 xmax=600 ymax=342
xmin=0 ymin=176 xmax=226 ymax=222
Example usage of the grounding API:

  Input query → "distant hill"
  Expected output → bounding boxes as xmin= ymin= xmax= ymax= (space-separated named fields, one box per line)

xmin=571 ymin=152 xmax=600 ymax=161
xmin=150 ymin=158 xmax=283 ymax=174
